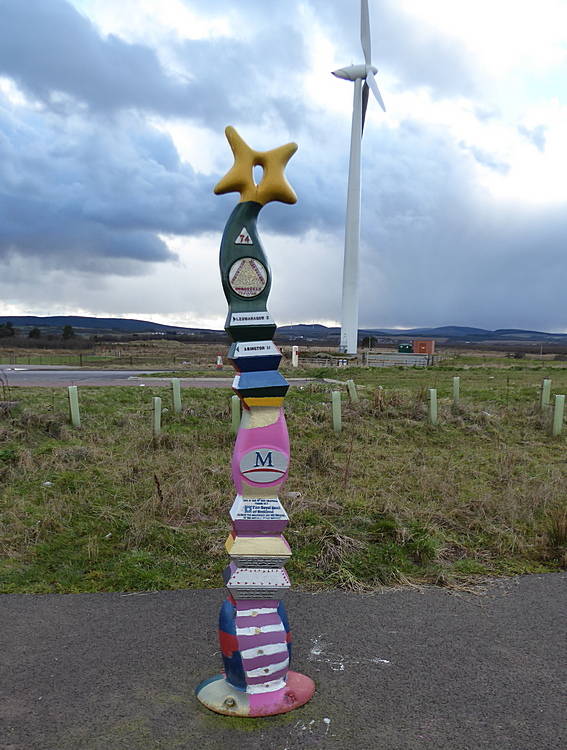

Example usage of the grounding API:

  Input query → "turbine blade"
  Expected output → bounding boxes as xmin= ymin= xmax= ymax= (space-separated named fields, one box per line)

xmin=361 ymin=81 xmax=369 ymax=135
xmin=367 ymin=70 xmax=386 ymax=112
xmin=360 ymin=0 xmax=371 ymax=65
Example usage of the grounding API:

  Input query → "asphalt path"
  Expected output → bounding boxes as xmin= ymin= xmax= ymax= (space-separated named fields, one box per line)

xmin=1 ymin=573 xmax=565 ymax=750
xmin=0 ymin=366 xmax=312 ymax=388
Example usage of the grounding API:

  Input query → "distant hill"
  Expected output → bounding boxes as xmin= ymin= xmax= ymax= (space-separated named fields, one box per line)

xmin=0 ymin=315 xmax=217 ymax=335
xmin=376 ymin=326 xmax=492 ymax=337
xmin=1 ymin=316 xmax=566 ymax=343
xmin=279 ymin=323 xmax=567 ymax=343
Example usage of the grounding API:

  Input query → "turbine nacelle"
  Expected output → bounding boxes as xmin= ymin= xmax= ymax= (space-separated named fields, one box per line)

xmin=332 ymin=63 xmax=377 ymax=81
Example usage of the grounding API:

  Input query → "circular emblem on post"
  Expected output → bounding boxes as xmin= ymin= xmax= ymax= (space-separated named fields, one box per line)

xmin=229 ymin=258 xmax=268 ymax=298
xmin=239 ymin=448 xmax=289 ymax=484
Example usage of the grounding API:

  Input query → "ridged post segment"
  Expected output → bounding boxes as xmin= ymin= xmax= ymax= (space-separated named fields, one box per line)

xmin=196 ymin=127 xmax=315 ymax=718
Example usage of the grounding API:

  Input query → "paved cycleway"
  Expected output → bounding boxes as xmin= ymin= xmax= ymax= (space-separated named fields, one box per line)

xmin=0 ymin=366 xmax=312 ymax=388
xmin=1 ymin=573 xmax=565 ymax=749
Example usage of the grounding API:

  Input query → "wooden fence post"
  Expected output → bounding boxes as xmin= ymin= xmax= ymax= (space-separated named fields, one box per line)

xmin=153 ymin=397 xmax=162 ymax=438
xmin=552 ymin=394 xmax=565 ymax=436
xmin=332 ymin=391 xmax=342 ymax=432
xmin=428 ymin=388 xmax=438 ymax=425
xmin=67 ymin=385 xmax=80 ymax=428
xmin=231 ymin=395 xmax=241 ymax=434
xmin=171 ymin=378 xmax=182 ymax=414
xmin=346 ymin=379 xmax=359 ymax=403
xmin=452 ymin=376 xmax=460 ymax=406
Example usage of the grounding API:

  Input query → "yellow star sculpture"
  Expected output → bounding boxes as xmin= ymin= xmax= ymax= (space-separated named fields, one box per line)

xmin=214 ymin=126 xmax=298 ymax=206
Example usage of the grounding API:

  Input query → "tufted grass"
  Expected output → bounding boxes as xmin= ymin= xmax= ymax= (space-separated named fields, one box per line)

xmin=1 ymin=363 xmax=566 ymax=593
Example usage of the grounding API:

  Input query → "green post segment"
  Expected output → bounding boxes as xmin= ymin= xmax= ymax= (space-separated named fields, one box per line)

xmin=346 ymin=379 xmax=359 ymax=402
xmin=230 ymin=394 xmax=241 ymax=434
xmin=452 ymin=376 xmax=460 ymax=406
xmin=541 ymin=378 xmax=552 ymax=409
xmin=332 ymin=390 xmax=342 ymax=432
xmin=219 ymin=202 xmax=276 ymax=342
xmin=153 ymin=397 xmax=162 ymax=438
xmin=552 ymin=394 xmax=565 ymax=436
xmin=171 ymin=379 xmax=182 ymax=414
xmin=67 ymin=385 xmax=80 ymax=428
xmin=429 ymin=388 xmax=438 ymax=425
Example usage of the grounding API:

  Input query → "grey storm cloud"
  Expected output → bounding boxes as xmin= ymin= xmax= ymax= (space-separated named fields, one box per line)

xmin=0 ymin=93 xmax=341 ymax=276
xmin=0 ymin=0 xmax=190 ymax=114
xmin=0 ymin=99 xmax=223 ymax=272
xmin=314 ymin=0 xmax=477 ymax=98
xmin=0 ymin=0 xmax=307 ymax=130
xmin=355 ymin=121 xmax=567 ymax=330
xmin=0 ymin=0 xmax=316 ymax=273
xmin=192 ymin=0 xmax=476 ymax=101
xmin=0 ymin=0 xmax=566 ymax=331
xmin=0 ymin=0 xmax=478 ymax=275
xmin=518 ymin=124 xmax=546 ymax=152
xmin=461 ymin=144 xmax=510 ymax=174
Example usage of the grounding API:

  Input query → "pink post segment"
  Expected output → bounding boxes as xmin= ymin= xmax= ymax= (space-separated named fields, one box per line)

xmin=232 ymin=409 xmax=289 ymax=493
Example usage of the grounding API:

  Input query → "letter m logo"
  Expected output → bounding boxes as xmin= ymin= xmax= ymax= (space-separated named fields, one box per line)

xmin=255 ymin=451 xmax=273 ymax=468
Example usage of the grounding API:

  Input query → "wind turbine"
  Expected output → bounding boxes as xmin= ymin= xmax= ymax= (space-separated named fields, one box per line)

xmin=333 ymin=0 xmax=386 ymax=355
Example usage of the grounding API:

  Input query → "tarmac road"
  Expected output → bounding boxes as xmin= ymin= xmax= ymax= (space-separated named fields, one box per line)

xmin=1 ymin=573 xmax=565 ymax=750
xmin=0 ymin=366 xmax=312 ymax=388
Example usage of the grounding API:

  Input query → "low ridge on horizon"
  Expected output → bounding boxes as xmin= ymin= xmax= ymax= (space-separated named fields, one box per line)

xmin=1 ymin=314 xmax=567 ymax=341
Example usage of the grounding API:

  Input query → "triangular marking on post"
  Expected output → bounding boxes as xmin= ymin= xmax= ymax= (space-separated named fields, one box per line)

xmin=235 ymin=227 xmax=253 ymax=245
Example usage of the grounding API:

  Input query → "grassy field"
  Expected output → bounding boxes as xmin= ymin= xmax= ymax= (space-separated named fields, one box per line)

xmin=1 ymin=338 xmax=565 ymax=370
xmin=1 ymin=360 xmax=566 ymax=594
xmin=0 ymin=341 xmax=230 ymax=370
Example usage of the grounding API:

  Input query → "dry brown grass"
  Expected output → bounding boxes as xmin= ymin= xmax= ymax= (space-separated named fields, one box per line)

xmin=1 ymin=369 xmax=566 ymax=592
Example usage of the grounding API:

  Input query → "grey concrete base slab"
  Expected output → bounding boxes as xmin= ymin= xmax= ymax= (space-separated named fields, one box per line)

xmin=1 ymin=573 xmax=565 ymax=749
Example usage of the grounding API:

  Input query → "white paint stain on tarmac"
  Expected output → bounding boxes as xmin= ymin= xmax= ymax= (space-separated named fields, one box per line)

xmin=309 ymin=634 xmax=391 ymax=672
xmin=283 ymin=717 xmax=335 ymax=748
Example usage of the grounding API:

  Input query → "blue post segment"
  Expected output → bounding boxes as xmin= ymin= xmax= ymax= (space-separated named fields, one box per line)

xmin=277 ymin=600 xmax=292 ymax=664
xmin=233 ymin=370 xmax=289 ymax=399
xmin=229 ymin=344 xmax=282 ymax=373
xmin=219 ymin=599 xmax=246 ymax=690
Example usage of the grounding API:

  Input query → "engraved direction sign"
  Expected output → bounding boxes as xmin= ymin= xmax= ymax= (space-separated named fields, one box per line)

xmin=229 ymin=311 xmax=274 ymax=326
xmin=229 ymin=258 xmax=268 ymax=298
xmin=229 ymin=340 xmax=282 ymax=373
xmin=232 ymin=341 xmax=280 ymax=357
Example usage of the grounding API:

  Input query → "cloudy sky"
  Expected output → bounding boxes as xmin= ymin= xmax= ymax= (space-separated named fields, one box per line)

xmin=1 ymin=0 xmax=566 ymax=331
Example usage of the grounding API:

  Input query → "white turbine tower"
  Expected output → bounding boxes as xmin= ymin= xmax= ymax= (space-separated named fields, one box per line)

xmin=333 ymin=0 xmax=386 ymax=355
